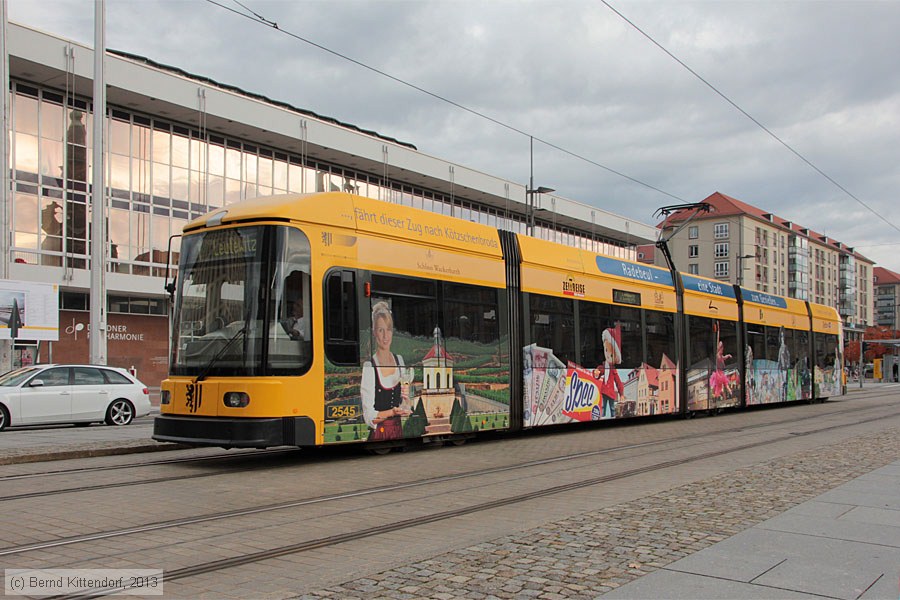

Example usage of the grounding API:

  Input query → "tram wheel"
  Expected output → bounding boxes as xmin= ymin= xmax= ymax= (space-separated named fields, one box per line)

xmin=451 ymin=438 xmax=467 ymax=447
xmin=368 ymin=446 xmax=393 ymax=456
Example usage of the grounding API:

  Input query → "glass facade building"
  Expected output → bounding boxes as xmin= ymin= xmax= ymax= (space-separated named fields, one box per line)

xmin=9 ymin=81 xmax=636 ymax=278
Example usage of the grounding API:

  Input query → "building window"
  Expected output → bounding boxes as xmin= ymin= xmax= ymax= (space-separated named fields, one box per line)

xmin=61 ymin=292 xmax=88 ymax=311
xmin=714 ymin=261 xmax=729 ymax=278
xmin=688 ymin=263 xmax=699 ymax=275
xmin=714 ymin=243 xmax=729 ymax=258
xmin=689 ymin=245 xmax=699 ymax=258
xmin=108 ymin=295 xmax=167 ymax=315
xmin=688 ymin=226 xmax=698 ymax=239
xmin=714 ymin=223 xmax=729 ymax=239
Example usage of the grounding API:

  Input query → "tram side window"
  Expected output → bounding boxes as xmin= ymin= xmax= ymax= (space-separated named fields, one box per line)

xmin=579 ymin=301 xmax=610 ymax=367
xmin=746 ymin=323 xmax=766 ymax=362
xmin=371 ymin=274 xmax=438 ymax=349
xmin=609 ymin=305 xmax=643 ymax=370
xmin=688 ymin=316 xmax=713 ymax=368
xmin=780 ymin=328 xmax=795 ymax=367
xmin=766 ymin=327 xmax=782 ymax=362
xmin=718 ymin=320 xmax=739 ymax=365
xmin=794 ymin=329 xmax=810 ymax=370
xmin=817 ymin=334 xmax=839 ymax=367
xmin=644 ymin=310 xmax=676 ymax=369
xmin=269 ymin=227 xmax=313 ymax=374
xmin=530 ymin=294 xmax=575 ymax=364
xmin=579 ymin=302 xmax=642 ymax=369
xmin=826 ymin=335 xmax=840 ymax=363
xmin=281 ymin=270 xmax=310 ymax=342
xmin=444 ymin=283 xmax=499 ymax=344
xmin=324 ymin=270 xmax=359 ymax=365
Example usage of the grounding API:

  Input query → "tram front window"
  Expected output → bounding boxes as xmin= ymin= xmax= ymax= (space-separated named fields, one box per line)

xmin=171 ymin=225 xmax=312 ymax=377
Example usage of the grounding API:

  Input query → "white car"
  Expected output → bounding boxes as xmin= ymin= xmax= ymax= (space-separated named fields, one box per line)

xmin=0 ymin=364 xmax=152 ymax=431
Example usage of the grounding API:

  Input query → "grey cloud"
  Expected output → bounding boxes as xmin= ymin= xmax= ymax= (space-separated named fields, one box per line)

xmin=9 ymin=0 xmax=900 ymax=270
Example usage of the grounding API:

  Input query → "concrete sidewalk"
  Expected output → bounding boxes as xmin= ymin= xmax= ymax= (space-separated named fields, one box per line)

xmin=602 ymin=459 xmax=900 ymax=599
xmin=0 ymin=412 xmax=182 ymax=465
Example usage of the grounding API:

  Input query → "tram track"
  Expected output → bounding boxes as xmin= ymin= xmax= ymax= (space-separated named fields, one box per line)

xmin=2 ymin=399 xmax=896 ymax=563
xmin=1 ymin=385 xmax=888 ymax=485
xmin=1 ymin=385 xmax=889 ymax=481
xmin=0 ymin=447 xmax=296 ymax=482
xmin=43 ymin=403 xmax=900 ymax=600
xmin=0 ymin=394 xmax=890 ymax=504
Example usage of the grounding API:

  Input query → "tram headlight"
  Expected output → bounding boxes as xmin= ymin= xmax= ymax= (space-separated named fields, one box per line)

xmin=160 ymin=390 xmax=171 ymax=405
xmin=223 ymin=392 xmax=250 ymax=408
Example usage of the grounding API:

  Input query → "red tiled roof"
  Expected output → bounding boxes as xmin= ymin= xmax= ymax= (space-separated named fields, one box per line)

xmin=874 ymin=266 xmax=900 ymax=285
xmin=636 ymin=244 xmax=655 ymax=264
xmin=656 ymin=192 xmax=764 ymax=228
xmin=423 ymin=344 xmax=449 ymax=361
xmin=659 ymin=353 xmax=676 ymax=370
xmin=642 ymin=363 xmax=659 ymax=388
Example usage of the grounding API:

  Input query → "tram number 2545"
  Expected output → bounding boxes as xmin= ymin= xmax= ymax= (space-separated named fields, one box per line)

xmin=326 ymin=404 xmax=359 ymax=419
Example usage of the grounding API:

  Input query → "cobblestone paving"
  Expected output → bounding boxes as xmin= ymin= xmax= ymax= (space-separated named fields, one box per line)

xmin=296 ymin=428 xmax=900 ymax=600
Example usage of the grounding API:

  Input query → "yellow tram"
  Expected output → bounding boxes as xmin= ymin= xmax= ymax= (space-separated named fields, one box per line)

xmin=154 ymin=192 xmax=843 ymax=449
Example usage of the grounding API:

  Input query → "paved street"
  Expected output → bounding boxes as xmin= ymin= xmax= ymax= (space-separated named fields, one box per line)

xmin=0 ymin=384 xmax=898 ymax=599
xmin=0 ymin=383 xmax=893 ymax=465
xmin=298 ymin=428 xmax=900 ymax=600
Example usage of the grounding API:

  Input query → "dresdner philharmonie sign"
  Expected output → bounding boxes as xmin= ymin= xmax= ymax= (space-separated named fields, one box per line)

xmin=0 ymin=280 xmax=59 ymax=341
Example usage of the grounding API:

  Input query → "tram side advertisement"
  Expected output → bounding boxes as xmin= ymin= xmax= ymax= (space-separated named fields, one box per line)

xmin=681 ymin=276 xmax=741 ymax=413
xmin=523 ymin=267 xmax=680 ymax=425
xmin=321 ymin=299 xmax=511 ymax=444
xmin=522 ymin=338 xmax=679 ymax=427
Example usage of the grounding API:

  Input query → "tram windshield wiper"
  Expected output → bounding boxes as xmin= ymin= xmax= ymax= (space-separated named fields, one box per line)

xmin=194 ymin=326 xmax=246 ymax=383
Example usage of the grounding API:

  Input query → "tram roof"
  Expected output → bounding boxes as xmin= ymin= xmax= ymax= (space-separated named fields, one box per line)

xmin=187 ymin=192 xmax=506 ymax=258
xmin=518 ymin=235 xmax=676 ymax=289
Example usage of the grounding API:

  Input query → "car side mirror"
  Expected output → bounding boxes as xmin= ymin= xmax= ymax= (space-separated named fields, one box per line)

xmin=29 ymin=379 xmax=44 ymax=387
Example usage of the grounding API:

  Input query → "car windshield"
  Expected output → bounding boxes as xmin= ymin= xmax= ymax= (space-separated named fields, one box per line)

xmin=170 ymin=225 xmax=312 ymax=377
xmin=0 ymin=366 xmax=43 ymax=387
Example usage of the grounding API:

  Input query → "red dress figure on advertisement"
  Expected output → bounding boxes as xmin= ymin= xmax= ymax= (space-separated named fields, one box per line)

xmin=360 ymin=301 xmax=411 ymax=441
xmin=710 ymin=322 xmax=732 ymax=400
xmin=593 ymin=325 xmax=623 ymax=419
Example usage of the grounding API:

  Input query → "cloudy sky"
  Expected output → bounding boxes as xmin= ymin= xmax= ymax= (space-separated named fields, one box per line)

xmin=9 ymin=0 xmax=900 ymax=271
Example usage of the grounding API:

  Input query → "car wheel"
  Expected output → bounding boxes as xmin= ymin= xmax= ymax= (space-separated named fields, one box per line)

xmin=106 ymin=399 xmax=135 ymax=426
xmin=0 ymin=405 xmax=8 ymax=431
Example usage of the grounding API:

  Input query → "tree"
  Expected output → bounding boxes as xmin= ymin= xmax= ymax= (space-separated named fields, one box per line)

xmin=402 ymin=398 xmax=428 ymax=437
xmin=862 ymin=327 xmax=900 ymax=361
xmin=450 ymin=398 xmax=473 ymax=433
xmin=844 ymin=340 xmax=861 ymax=364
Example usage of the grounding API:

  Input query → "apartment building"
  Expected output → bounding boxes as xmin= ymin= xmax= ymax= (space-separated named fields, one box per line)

xmin=649 ymin=192 xmax=874 ymax=332
xmin=874 ymin=267 xmax=900 ymax=330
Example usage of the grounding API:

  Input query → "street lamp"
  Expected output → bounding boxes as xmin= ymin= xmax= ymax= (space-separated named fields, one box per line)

xmin=527 ymin=136 xmax=554 ymax=236
xmin=526 ymin=186 xmax=555 ymax=236
xmin=736 ymin=254 xmax=754 ymax=286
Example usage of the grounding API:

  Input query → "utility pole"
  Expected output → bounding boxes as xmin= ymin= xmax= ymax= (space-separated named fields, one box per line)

xmin=736 ymin=254 xmax=754 ymax=287
xmin=0 ymin=0 xmax=12 ymax=373
xmin=89 ymin=0 xmax=108 ymax=364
